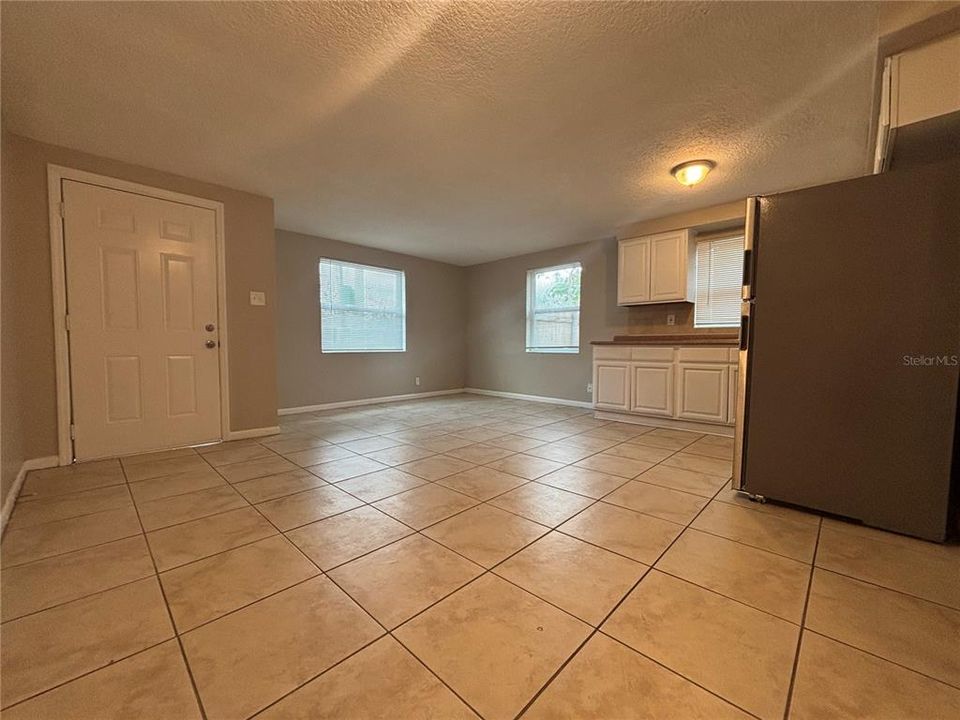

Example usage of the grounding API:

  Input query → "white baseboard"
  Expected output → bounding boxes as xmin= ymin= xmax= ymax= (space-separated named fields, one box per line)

xmin=593 ymin=410 xmax=734 ymax=437
xmin=279 ymin=388 xmax=467 ymax=416
xmin=225 ymin=426 xmax=282 ymax=441
xmin=463 ymin=387 xmax=593 ymax=410
xmin=1 ymin=455 xmax=60 ymax=537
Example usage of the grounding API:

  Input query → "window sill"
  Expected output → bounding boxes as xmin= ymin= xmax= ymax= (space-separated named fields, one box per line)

xmin=320 ymin=349 xmax=407 ymax=354
xmin=525 ymin=348 xmax=580 ymax=355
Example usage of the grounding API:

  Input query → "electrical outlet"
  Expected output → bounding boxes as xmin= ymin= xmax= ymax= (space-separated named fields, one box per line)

xmin=586 ymin=382 xmax=593 ymax=394
xmin=666 ymin=313 xmax=676 ymax=326
xmin=415 ymin=376 xmax=421 ymax=387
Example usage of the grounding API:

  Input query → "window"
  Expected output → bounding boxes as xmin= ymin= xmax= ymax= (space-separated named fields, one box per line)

xmin=526 ymin=262 xmax=582 ymax=353
xmin=694 ymin=234 xmax=744 ymax=328
xmin=319 ymin=258 xmax=406 ymax=352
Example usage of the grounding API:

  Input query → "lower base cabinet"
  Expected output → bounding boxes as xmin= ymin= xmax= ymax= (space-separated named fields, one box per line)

xmin=676 ymin=363 xmax=728 ymax=423
xmin=593 ymin=361 xmax=630 ymax=411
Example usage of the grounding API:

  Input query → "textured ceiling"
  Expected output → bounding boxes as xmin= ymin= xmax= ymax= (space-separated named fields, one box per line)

xmin=2 ymin=2 xmax=881 ymax=265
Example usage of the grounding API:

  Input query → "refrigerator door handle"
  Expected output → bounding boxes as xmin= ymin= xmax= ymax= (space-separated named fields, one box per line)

xmin=732 ymin=300 xmax=752 ymax=490
xmin=742 ymin=197 xmax=759 ymax=301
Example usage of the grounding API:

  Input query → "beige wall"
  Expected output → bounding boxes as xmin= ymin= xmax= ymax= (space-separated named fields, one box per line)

xmin=275 ymin=229 xmax=466 ymax=409
xmin=1 ymin=132 xmax=278 ymax=505
xmin=465 ymin=201 xmax=745 ymax=403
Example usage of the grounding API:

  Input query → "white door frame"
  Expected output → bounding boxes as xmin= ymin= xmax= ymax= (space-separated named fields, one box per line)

xmin=47 ymin=165 xmax=231 ymax=465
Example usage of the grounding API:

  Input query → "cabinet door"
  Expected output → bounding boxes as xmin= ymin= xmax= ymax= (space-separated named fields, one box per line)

xmin=594 ymin=362 xmax=630 ymax=411
xmin=727 ymin=364 xmax=739 ymax=426
xmin=649 ymin=230 xmax=689 ymax=302
xmin=676 ymin=363 xmax=728 ymax=423
xmin=630 ymin=363 xmax=674 ymax=417
xmin=617 ymin=238 xmax=650 ymax=304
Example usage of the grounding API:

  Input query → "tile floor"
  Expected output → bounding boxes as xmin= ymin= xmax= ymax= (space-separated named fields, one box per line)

xmin=2 ymin=394 xmax=959 ymax=719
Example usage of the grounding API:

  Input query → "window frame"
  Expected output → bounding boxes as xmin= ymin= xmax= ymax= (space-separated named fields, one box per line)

xmin=693 ymin=232 xmax=745 ymax=329
xmin=318 ymin=257 xmax=407 ymax=354
xmin=525 ymin=261 xmax=582 ymax=355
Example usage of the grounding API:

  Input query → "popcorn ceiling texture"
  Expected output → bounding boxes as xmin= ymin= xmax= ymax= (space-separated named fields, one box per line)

xmin=2 ymin=1 xmax=878 ymax=264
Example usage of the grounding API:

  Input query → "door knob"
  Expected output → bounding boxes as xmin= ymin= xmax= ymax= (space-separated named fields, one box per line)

xmin=205 ymin=340 xmax=217 ymax=349
xmin=205 ymin=323 xmax=216 ymax=332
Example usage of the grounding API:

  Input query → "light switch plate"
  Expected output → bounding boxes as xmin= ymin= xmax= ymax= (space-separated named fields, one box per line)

xmin=249 ymin=291 xmax=266 ymax=306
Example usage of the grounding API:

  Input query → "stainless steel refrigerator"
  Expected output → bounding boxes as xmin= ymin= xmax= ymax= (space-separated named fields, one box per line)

xmin=733 ymin=159 xmax=960 ymax=541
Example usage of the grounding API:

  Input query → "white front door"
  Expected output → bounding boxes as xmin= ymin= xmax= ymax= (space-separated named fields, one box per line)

xmin=63 ymin=180 xmax=222 ymax=460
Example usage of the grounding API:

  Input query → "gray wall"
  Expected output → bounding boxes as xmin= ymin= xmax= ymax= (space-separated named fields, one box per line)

xmin=465 ymin=200 xmax=745 ymax=403
xmin=275 ymin=229 xmax=467 ymax=409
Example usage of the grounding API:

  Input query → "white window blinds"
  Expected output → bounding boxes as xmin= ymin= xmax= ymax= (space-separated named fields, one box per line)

xmin=526 ymin=263 xmax=582 ymax=353
xmin=694 ymin=235 xmax=744 ymax=328
xmin=319 ymin=259 xmax=406 ymax=352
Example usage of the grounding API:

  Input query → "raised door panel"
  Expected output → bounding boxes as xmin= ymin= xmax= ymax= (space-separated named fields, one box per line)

xmin=649 ymin=231 xmax=688 ymax=302
xmin=618 ymin=238 xmax=650 ymax=305
xmin=594 ymin=362 xmax=630 ymax=411
xmin=630 ymin=363 xmax=674 ymax=417
xmin=677 ymin=363 xmax=728 ymax=423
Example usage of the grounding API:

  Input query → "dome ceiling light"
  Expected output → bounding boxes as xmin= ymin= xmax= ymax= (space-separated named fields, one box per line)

xmin=670 ymin=159 xmax=716 ymax=187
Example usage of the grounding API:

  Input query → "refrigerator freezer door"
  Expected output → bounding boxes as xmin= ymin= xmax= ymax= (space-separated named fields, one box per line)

xmin=740 ymin=160 xmax=960 ymax=540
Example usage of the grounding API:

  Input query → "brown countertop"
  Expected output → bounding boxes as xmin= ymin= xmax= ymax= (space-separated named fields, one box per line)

xmin=591 ymin=333 xmax=739 ymax=346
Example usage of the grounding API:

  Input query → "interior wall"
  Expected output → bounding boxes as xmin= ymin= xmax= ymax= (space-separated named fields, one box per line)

xmin=465 ymin=200 xmax=745 ymax=403
xmin=1 ymin=131 xmax=278 ymax=504
xmin=275 ymin=229 xmax=467 ymax=409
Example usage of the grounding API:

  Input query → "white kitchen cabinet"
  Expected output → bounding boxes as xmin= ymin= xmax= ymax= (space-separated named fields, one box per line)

xmin=593 ymin=361 xmax=631 ymax=411
xmin=676 ymin=363 xmax=728 ymax=423
xmin=617 ymin=229 xmax=693 ymax=305
xmin=631 ymin=363 xmax=674 ymax=417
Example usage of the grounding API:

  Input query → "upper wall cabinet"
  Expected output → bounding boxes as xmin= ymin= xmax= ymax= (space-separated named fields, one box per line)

xmin=617 ymin=229 xmax=693 ymax=305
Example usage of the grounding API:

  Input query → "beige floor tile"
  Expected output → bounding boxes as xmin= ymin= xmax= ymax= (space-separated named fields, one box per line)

xmin=485 ymin=434 xmax=547 ymax=452
xmin=181 ymin=575 xmax=383 ymax=720
xmin=575 ymin=453 xmax=653 ymax=479
xmin=603 ymin=481 xmax=708 ymax=525
xmin=445 ymin=443 xmax=516 ymax=464
xmin=424 ymin=504 xmax=548 ymax=567
xmin=604 ymin=442 xmax=676 ymax=463
xmin=525 ymin=633 xmax=751 ymax=720
xmin=816 ymin=523 xmax=960 ymax=609
xmin=147 ymin=506 xmax=276 ymax=571
xmin=0 ymin=641 xmax=202 ymax=720
xmin=524 ymin=441 xmax=596 ymax=464
xmin=451 ymin=426 xmax=507 ymax=443
xmin=128 ymin=467 xmax=226 ymax=504
xmin=603 ymin=571 xmax=798 ymax=720
xmin=19 ymin=460 xmax=125 ymax=500
xmin=286 ymin=506 xmax=413 ymax=570
xmin=0 ymin=577 xmax=173 ymax=708
xmin=201 ymin=443 xmax=275 ymax=467
xmin=636 ymin=464 xmax=727 ymax=498
xmin=585 ymin=422 xmax=654 ymax=440
xmin=489 ymin=482 xmax=593 ymax=527
xmin=363 ymin=443 xmax=436 ymax=466
xmin=137 ymin=485 xmax=247 ymax=531
xmin=310 ymin=425 xmax=375 ymax=443
xmin=661 ymin=451 xmax=732 ymax=477
xmin=282 ymin=444 xmax=355 ymax=467
xmin=684 ymin=436 xmax=734 ymax=459
xmin=216 ymin=455 xmax=300 ymax=483
xmin=329 ymin=535 xmax=482 ymax=629
xmin=373 ymin=483 xmax=478 ymax=529
xmin=790 ymin=631 xmax=960 ymax=720
xmin=397 ymin=454 xmax=476 ymax=481
xmin=657 ymin=529 xmax=810 ymax=622
xmin=1 ymin=506 xmax=143 ymax=567
xmin=336 ymin=467 xmax=427 ymax=502
xmin=194 ymin=438 xmax=265 ymax=456
xmin=231 ymin=468 xmax=326 ymax=504
xmin=260 ymin=434 xmax=330 ymax=455
xmin=124 ymin=454 xmax=210 ymax=482
xmin=8 ymin=484 xmax=132 ymax=530
xmin=435 ymin=466 xmax=527 ymax=500
xmin=1 ymin=536 xmax=154 ymax=622
xmin=805 ymin=569 xmax=960 ymax=687
xmin=519 ymin=425 xmax=578 ymax=442
xmin=255 ymin=484 xmax=363 ymax=531
xmin=564 ymin=434 xmax=620 ymax=452
xmin=496 ymin=532 xmax=645 ymax=625
xmin=692 ymin=501 xmax=819 ymax=562
xmin=340 ymin=435 xmax=403 ymax=454
xmin=628 ymin=429 xmax=701 ymax=451
xmin=713 ymin=486 xmax=820 ymax=525
xmin=414 ymin=435 xmax=475 ymax=453
xmin=257 ymin=636 xmax=475 ymax=719
xmin=558 ymin=502 xmax=682 ymax=564
xmin=395 ymin=574 xmax=591 ymax=720
xmin=536 ymin=466 xmax=628 ymax=499
xmin=161 ymin=535 xmax=319 ymax=631
xmin=308 ymin=454 xmax=390 ymax=482
xmin=486 ymin=453 xmax=565 ymax=480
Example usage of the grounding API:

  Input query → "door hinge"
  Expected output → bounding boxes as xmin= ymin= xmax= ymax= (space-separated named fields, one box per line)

xmin=65 ymin=314 xmax=71 ymax=332
xmin=69 ymin=424 xmax=76 ymax=440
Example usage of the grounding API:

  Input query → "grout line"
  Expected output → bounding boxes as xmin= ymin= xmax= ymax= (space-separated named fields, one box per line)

xmin=782 ymin=516 xmax=822 ymax=720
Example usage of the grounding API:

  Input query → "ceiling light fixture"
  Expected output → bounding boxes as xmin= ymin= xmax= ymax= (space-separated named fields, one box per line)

xmin=670 ymin=159 xmax=716 ymax=187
